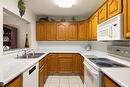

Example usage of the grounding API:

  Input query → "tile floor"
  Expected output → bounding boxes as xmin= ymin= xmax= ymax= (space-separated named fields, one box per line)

xmin=44 ymin=75 xmax=84 ymax=87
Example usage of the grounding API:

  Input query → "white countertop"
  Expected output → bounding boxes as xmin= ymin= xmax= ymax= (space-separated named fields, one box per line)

xmin=0 ymin=53 xmax=48 ymax=86
xmin=1 ymin=49 xmax=130 ymax=87
xmin=101 ymin=68 xmax=130 ymax=87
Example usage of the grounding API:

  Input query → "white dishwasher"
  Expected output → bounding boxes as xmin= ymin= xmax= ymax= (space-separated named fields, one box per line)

xmin=23 ymin=63 xmax=39 ymax=87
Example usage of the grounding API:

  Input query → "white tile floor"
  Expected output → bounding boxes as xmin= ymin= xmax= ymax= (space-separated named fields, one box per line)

xmin=44 ymin=75 xmax=84 ymax=87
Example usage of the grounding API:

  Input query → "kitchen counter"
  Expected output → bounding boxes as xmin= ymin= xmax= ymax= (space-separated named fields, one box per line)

xmin=0 ymin=50 xmax=130 ymax=87
xmin=101 ymin=68 xmax=130 ymax=87
xmin=0 ymin=53 xmax=48 ymax=86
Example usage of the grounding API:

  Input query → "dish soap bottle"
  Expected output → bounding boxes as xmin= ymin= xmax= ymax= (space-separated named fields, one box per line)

xmin=24 ymin=33 xmax=29 ymax=48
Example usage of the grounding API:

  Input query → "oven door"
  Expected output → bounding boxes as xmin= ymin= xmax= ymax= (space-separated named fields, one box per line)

xmin=84 ymin=62 xmax=99 ymax=87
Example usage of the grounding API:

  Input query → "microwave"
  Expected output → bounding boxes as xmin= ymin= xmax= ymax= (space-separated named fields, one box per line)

xmin=97 ymin=14 xmax=124 ymax=41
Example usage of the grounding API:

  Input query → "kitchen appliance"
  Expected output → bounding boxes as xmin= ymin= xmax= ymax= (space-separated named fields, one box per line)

xmin=23 ymin=63 xmax=39 ymax=87
xmin=83 ymin=45 xmax=129 ymax=87
xmin=97 ymin=14 xmax=123 ymax=41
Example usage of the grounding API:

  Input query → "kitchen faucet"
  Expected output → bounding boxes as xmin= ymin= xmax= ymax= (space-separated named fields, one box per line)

xmin=17 ymin=49 xmax=34 ymax=58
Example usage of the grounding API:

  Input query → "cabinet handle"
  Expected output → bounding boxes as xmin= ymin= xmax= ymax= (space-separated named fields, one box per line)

xmin=29 ymin=66 xmax=36 ymax=75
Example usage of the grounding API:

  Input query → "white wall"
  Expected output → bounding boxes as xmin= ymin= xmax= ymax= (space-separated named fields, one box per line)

xmin=36 ymin=41 xmax=90 ymax=53
xmin=0 ymin=0 xmax=37 ymax=55
xmin=90 ymin=41 xmax=129 ymax=52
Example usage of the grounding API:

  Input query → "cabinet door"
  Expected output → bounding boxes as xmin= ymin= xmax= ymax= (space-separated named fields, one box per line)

xmin=78 ymin=21 xmax=88 ymax=40
xmin=124 ymin=0 xmax=130 ymax=38
xmin=79 ymin=55 xmax=84 ymax=82
xmin=58 ymin=54 xmax=73 ymax=73
xmin=5 ymin=76 xmax=21 ymax=87
xmin=47 ymin=54 xmax=58 ymax=74
xmin=46 ymin=22 xmax=57 ymax=40
xmin=88 ymin=19 xmax=92 ymax=40
xmin=107 ymin=0 xmax=122 ymax=18
xmin=39 ymin=65 xmax=45 ymax=87
xmin=91 ymin=13 xmax=98 ymax=40
xmin=36 ymin=22 xmax=47 ymax=41
xmin=104 ymin=75 xmax=120 ymax=87
xmin=57 ymin=23 xmax=67 ymax=40
xmin=67 ymin=23 xmax=78 ymax=40
xmin=98 ymin=3 xmax=107 ymax=23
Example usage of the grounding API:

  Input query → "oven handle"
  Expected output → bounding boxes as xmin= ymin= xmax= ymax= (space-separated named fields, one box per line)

xmin=83 ymin=62 xmax=98 ymax=76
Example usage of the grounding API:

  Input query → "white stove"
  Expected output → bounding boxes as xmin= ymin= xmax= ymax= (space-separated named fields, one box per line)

xmin=83 ymin=45 xmax=130 ymax=87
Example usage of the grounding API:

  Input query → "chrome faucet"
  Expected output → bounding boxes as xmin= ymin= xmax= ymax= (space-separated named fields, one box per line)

xmin=17 ymin=49 xmax=35 ymax=58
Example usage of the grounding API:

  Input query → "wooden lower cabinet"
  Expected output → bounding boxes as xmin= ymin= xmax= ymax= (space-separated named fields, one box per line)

xmin=4 ymin=76 xmax=22 ymax=87
xmin=58 ymin=54 xmax=74 ymax=74
xmin=39 ymin=56 xmax=48 ymax=87
xmin=103 ymin=75 xmax=120 ymax=87
xmin=47 ymin=54 xmax=58 ymax=74
xmin=39 ymin=53 xmax=84 ymax=87
xmin=47 ymin=53 xmax=84 ymax=79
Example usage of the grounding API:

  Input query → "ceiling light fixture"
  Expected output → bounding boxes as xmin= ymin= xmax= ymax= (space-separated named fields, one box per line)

xmin=57 ymin=0 xmax=74 ymax=8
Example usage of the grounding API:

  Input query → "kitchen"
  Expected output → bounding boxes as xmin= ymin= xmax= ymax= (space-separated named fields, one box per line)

xmin=0 ymin=0 xmax=130 ymax=87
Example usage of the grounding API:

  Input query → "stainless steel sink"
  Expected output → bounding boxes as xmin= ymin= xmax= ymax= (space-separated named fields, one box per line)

xmin=18 ymin=53 xmax=45 ymax=59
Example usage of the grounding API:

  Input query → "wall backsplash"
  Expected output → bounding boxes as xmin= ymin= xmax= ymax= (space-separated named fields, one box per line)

xmin=36 ymin=41 xmax=90 ymax=52
xmin=36 ymin=41 xmax=130 ymax=53
xmin=90 ymin=41 xmax=129 ymax=52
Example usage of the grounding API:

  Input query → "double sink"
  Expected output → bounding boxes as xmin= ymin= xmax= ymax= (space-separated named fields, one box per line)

xmin=17 ymin=53 xmax=45 ymax=59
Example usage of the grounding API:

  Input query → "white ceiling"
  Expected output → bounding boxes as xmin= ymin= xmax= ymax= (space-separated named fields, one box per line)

xmin=25 ymin=0 xmax=106 ymax=17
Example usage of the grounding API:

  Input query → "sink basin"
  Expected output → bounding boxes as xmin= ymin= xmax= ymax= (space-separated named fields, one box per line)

xmin=18 ymin=53 xmax=45 ymax=59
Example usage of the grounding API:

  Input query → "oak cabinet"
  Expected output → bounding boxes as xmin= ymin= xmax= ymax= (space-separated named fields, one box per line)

xmin=5 ymin=76 xmax=21 ymax=87
xmin=91 ymin=12 xmax=98 ymax=40
xmin=39 ymin=65 xmax=46 ymax=87
xmin=124 ymin=0 xmax=130 ymax=38
xmin=79 ymin=55 xmax=84 ymax=82
xmin=47 ymin=53 xmax=84 ymax=76
xmin=47 ymin=54 xmax=58 ymax=74
xmin=78 ymin=20 xmax=88 ymax=40
xmin=57 ymin=23 xmax=67 ymax=40
xmin=88 ymin=19 xmax=92 ymax=40
xmin=58 ymin=54 xmax=73 ymax=73
xmin=36 ymin=22 xmax=47 ymax=41
xmin=103 ymin=75 xmax=120 ymax=87
xmin=39 ymin=56 xmax=48 ymax=87
xmin=107 ymin=0 xmax=122 ymax=18
xmin=46 ymin=22 xmax=57 ymax=40
xmin=67 ymin=23 xmax=78 ymax=40
xmin=36 ymin=22 xmax=57 ymax=41
xmin=98 ymin=3 xmax=107 ymax=24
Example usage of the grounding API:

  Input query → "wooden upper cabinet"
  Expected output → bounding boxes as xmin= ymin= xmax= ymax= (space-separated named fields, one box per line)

xmin=46 ymin=22 xmax=57 ymax=40
xmin=124 ymin=0 xmax=130 ymax=38
xmin=98 ymin=3 xmax=107 ymax=24
xmin=88 ymin=19 xmax=92 ymax=40
xmin=78 ymin=20 xmax=88 ymax=40
xmin=107 ymin=0 xmax=122 ymax=18
xmin=57 ymin=23 xmax=67 ymax=40
xmin=91 ymin=12 xmax=98 ymax=40
xmin=67 ymin=23 xmax=78 ymax=40
xmin=36 ymin=22 xmax=47 ymax=41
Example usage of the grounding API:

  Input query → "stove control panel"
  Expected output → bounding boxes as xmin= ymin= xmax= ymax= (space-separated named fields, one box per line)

xmin=107 ymin=45 xmax=130 ymax=60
